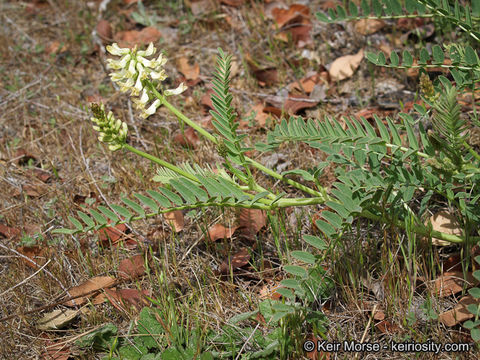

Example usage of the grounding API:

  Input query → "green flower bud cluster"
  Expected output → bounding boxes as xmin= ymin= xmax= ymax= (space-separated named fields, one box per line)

xmin=106 ymin=43 xmax=187 ymax=119
xmin=90 ymin=103 xmax=128 ymax=151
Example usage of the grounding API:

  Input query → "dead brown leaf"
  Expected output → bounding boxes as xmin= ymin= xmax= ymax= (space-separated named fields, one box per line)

xmin=283 ymin=94 xmax=319 ymax=115
xmin=174 ymin=127 xmax=200 ymax=149
xmin=237 ymin=208 xmax=267 ymax=240
xmin=272 ymin=4 xmax=310 ymax=28
xmin=247 ymin=103 xmax=270 ymax=128
xmin=164 ymin=210 xmax=184 ymax=232
xmin=37 ymin=309 xmax=79 ymax=330
xmin=64 ymin=276 xmax=116 ymax=307
xmin=105 ymin=288 xmax=150 ymax=312
xmin=375 ymin=319 xmax=400 ymax=334
xmin=434 ymin=271 xmax=478 ymax=297
xmin=426 ymin=210 xmax=463 ymax=246
xmin=288 ymin=73 xmax=324 ymax=94
xmin=0 ymin=224 xmax=20 ymax=239
xmin=219 ymin=247 xmax=251 ymax=274
xmin=439 ymin=295 xmax=480 ymax=326
xmin=207 ymin=223 xmax=238 ymax=241
xmin=41 ymin=335 xmax=72 ymax=360
xmin=115 ymin=27 xmax=162 ymax=48
xmin=17 ymin=246 xmax=48 ymax=269
xmin=259 ymin=280 xmax=283 ymax=300
xmin=96 ymin=19 xmax=113 ymax=41
xmin=177 ymin=57 xmax=200 ymax=81
xmin=329 ymin=49 xmax=364 ymax=81
xmin=98 ymin=223 xmax=128 ymax=246
xmin=354 ymin=19 xmax=385 ymax=35
xmin=252 ymin=68 xmax=278 ymax=87
xmin=118 ymin=254 xmax=146 ymax=280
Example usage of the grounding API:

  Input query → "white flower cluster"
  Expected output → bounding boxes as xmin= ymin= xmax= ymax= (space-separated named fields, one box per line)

xmin=106 ymin=43 xmax=187 ymax=118
xmin=90 ymin=103 xmax=128 ymax=151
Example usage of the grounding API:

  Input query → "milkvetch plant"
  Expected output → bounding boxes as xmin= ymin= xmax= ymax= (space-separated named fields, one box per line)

xmin=54 ymin=9 xmax=480 ymax=349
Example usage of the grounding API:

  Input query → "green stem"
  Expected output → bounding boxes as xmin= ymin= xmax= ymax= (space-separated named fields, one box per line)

xmin=157 ymin=92 xmax=325 ymax=198
xmin=124 ymin=144 xmax=273 ymax=206
xmin=360 ymin=210 xmax=477 ymax=244
xmin=463 ymin=140 xmax=480 ymax=162
xmin=124 ymin=144 xmax=199 ymax=183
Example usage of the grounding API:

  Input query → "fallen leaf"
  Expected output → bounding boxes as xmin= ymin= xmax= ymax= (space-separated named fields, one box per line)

xmin=118 ymin=254 xmax=146 ymax=280
xmin=439 ymin=295 xmax=480 ymax=326
xmin=259 ymin=280 xmax=283 ymax=300
xmin=105 ymin=288 xmax=150 ymax=312
xmin=27 ymin=168 xmax=52 ymax=183
xmin=64 ymin=276 xmax=116 ymax=307
xmin=426 ymin=210 xmax=463 ymax=246
xmin=251 ymin=67 xmax=278 ymax=87
xmin=188 ymin=0 xmax=217 ymax=16
xmin=443 ymin=253 xmax=463 ymax=272
xmin=247 ymin=103 xmax=270 ymax=128
xmin=272 ymin=4 xmax=310 ymax=28
xmin=17 ymin=246 xmax=48 ymax=269
xmin=41 ymin=335 xmax=72 ymax=360
xmin=288 ymin=73 xmax=324 ymax=94
xmin=164 ymin=210 xmax=184 ymax=232
xmin=96 ymin=19 xmax=113 ymax=41
xmin=177 ymin=57 xmax=200 ymax=81
xmin=320 ymin=0 xmax=339 ymax=11
xmin=207 ymin=223 xmax=238 ymax=241
xmin=238 ymin=208 xmax=267 ymax=240
xmin=174 ymin=127 xmax=200 ymax=148
xmin=15 ymin=149 xmax=37 ymax=167
xmin=434 ymin=271 xmax=477 ymax=297
xmin=219 ymin=247 xmax=251 ymax=274
xmin=354 ymin=19 xmax=385 ymax=35
xmin=98 ymin=223 xmax=128 ymax=246
xmin=329 ymin=49 xmax=364 ymax=81
xmin=37 ymin=309 xmax=79 ymax=330
xmin=115 ymin=27 xmax=162 ymax=48
xmin=283 ymin=94 xmax=319 ymax=115
xmin=220 ymin=0 xmax=244 ymax=6
xmin=22 ymin=184 xmax=47 ymax=198
xmin=45 ymin=41 xmax=68 ymax=55
xmin=201 ymin=89 xmax=215 ymax=112
xmin=0 ymin=224 xmax=20 ymax=239
xmin=375 ymin=319 xmax=400 ymax=334
xmin=288 ymin=24 xmax=312 ymax=47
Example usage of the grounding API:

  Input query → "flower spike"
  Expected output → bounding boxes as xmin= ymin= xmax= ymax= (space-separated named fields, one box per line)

xmin=106 ymin=42 xmax=187 ymax=118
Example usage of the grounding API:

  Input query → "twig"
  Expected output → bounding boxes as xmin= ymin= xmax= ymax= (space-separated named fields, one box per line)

xmin=0 ymin=281 xmax=120 ymax=323
xmin=0 ymin=260 xmax=51 ymax=298
xmin=0 ymin=243 xmax=71 ymax=298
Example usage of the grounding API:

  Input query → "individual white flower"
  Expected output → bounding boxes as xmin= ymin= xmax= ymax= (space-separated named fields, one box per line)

xmin=141 ymin=99 xmax=161 ymax=119
xmin=106 ymin=43 xmax=130 ymax=56
xmin=164 ymin=83 xmax=187 ymax=96
xmin=150 ymin=69 xmax=167 ymax=81
xmin=137 ymin=42 xmax=155 ymax=57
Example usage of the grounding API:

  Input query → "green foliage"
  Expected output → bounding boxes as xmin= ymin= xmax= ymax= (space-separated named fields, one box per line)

xmin=316 ymin=0 xmax=480 ymax=42
xmin=57 ymin=0 xmax=480 ymax=349
xmin=318 ymin=1 xmax=480 ymax=90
